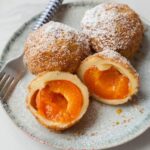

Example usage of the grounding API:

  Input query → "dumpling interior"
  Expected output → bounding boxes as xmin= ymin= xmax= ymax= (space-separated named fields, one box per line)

xmin=31 ymin=80 xmax=83 ymax=123
xmin=84 ymin=66 xmax=131 ymax=100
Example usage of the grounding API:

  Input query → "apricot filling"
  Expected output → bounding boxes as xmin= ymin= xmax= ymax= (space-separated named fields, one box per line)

xmin=34 ymin=80 xmax=83 ymax=123
xmin=84 ymin=66 xmax=130 ymax=99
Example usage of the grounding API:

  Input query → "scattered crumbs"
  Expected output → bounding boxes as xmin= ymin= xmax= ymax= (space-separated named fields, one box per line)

xmin=123 ymin=117 xmax=134 ymax=124
xmin=131 ymin=97 xmax=145 ymax=114
xmin=116 ymin=108 xmax=123 ymax=115
xmin=112 ymin=121 xmax=120 ymax=127
xmin=73 ymin=131 xmax=98 ymax=137
xmin=123 ymin=119 xmax=127 ymax=124
xmin=112 ymin=117 xmax=134 ymax=127
xmin=74 ymin=130 xmax=85 ymax=136
xmin=139 ymin=108 xmax=144 ymax=114
xmin=90 ymin=132 xmax=98 ymax=136
xmin=116 ymin=121 xmax=120 ymax=125
xmin=66 ymin=137 xmax=71 ymax=141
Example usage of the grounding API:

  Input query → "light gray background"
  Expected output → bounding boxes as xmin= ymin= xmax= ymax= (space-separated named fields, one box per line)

xmin=0 ymin=0 xmax=150 ymax=149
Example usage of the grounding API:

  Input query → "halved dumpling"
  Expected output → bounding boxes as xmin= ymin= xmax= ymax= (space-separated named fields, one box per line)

xmin=77 ymin=50 xmax=139 ymax=105
xmin=26 ymin=71 xmax=89 ymax=130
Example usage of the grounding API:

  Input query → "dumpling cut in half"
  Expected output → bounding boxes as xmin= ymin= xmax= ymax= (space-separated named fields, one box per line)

xmin=26 ymin=71 xmax=89 ymax=130
xmin=77 ymin=50 xmax=139 ymax=105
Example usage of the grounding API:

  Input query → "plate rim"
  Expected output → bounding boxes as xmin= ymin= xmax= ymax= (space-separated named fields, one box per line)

xmin=1 ymin=1 xmax=150 ymax=150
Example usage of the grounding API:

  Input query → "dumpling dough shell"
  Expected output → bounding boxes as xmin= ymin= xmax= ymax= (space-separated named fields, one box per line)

xmin=26 ymin=71 xmax=89 ymax=130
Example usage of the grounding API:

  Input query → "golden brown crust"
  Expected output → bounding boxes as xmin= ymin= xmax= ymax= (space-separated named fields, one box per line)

xmin=26 ymin=71 xmax=89 ymax=130
xmin=81 ymin=2 xmax=144 ymax=58
xmin=24 ymin=21 xmax=91 ymax=74
xmin=77 ymin=50 xmax=139 ymax=105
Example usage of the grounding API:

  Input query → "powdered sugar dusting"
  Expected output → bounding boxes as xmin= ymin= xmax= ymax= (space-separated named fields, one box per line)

xmin=26 ymin=21 xmax=90 ymax=55
xmin=2 ymin=2 xmax=150 ymax=149
xmin=99 ymin=49 xmax=130 ymax=64
xmin=44 ymin=22 xmax=79 ymax=43
xmin=81 ymin=2 xmax=144 ymax=52
xmin=24 ymin=21 xmax=91 ymax=74
xmin=97 ymin=49 xmax=139 ymax=77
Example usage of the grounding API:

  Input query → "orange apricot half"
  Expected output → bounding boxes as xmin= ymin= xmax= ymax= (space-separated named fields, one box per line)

xmin=27 ymin=71 xmax=89 ymax=130
xmin=36 ymin=80 xmax=83 ymax=123
xmin=84 ymin=66 xmax=129 ymax=99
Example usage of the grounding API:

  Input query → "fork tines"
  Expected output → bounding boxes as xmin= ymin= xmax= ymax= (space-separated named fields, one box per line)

xmin=0 ymin=72 xmax=14 ymax=101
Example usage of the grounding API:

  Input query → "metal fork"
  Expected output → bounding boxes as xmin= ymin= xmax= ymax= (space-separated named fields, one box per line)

xmin=0 ymin=0 xmax=63 ymax=101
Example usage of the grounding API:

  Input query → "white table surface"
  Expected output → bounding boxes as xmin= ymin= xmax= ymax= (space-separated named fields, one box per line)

xmin=0 ymin=0 xmax=150 ymax=149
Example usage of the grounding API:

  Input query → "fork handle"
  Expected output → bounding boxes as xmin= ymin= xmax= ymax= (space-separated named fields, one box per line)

xmin=33 ymin=0 xmax=63 ymax=30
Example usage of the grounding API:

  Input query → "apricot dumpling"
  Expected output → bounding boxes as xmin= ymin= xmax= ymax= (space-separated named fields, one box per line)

xmin=26 ymin=71 xmax=89 ymax=130
xmin=77 ymin=50 xmax=139 ymax=105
